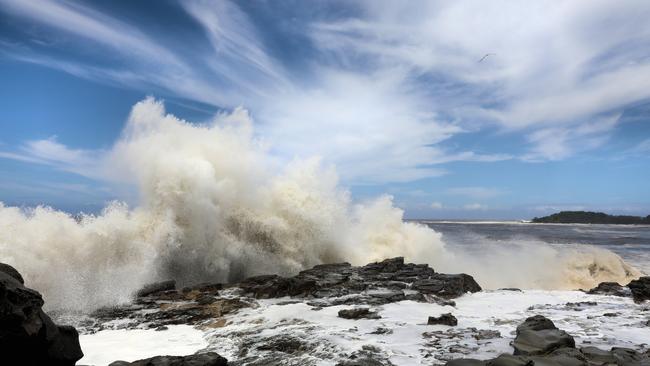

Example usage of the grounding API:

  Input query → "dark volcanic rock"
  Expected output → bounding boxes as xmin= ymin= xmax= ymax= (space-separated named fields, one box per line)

xmin=255 ymin=335 xmax=306 ymax=354
xmin=586 ymin=281 xmax=630 ymax=297
xmin=338 ymin=307 xmax=381 ymax=320
xmin=428 ymin=313 xmax=458 ymax=326
xmin=445 ymin=360 xmax=486 ymax=366
xmin=232 ymin=334 xmax=315 ymax=365
xmin=627 ymin=276 xmax=650 ymax=303
xmin=236 ymin=257 xmax=480 ymax=305
xmin=336 ymin=358 xmax=388 ymax=366
xmin=108 ymin=352 xmax=228 ymax=366
xmin=0 ymin=262 xmax=25 ymax=284
xmin=516 ymin=315 xmax=557 ymax=332
xmin=413 ymin=274 xmax=481 ymax=299
xmin=141 ymin=297 xmax=253 ymax=328
xmin=186 ymin=282 xmax=223 ymax=294
xmin=512 ymin=315 xmax=575 ymax=356
xmin=136 ymin=280 xmax=177 ymax=297
xmin=336 ymin=345 xmax=395 ymax=366
xmin=0 ymin=263 xmax=83 ymax=366
xmin=580 ymin=346 xmax=616 ymax=364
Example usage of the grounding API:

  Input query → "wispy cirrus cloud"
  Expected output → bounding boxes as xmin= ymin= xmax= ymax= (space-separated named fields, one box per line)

xmin=446 ymin=187 xmax=503 ymax=200
xmin=522 ymin=114 xmax=620 ymax=161
xmin=0 ymin=137 xmax=105 ymax=179
xmin=1 ymin=0 xmax=649 ymax=188
xmin=0 ymin=0 xmax=515 ymax=185
xmin=311 ymin=0 xmax=650 ymax=159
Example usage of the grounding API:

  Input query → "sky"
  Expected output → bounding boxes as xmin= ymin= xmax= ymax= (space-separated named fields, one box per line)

xmin=0 ymin=0 xmax=649 ymax=220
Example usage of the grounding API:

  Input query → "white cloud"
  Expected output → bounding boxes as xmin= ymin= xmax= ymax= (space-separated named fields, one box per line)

xmin=181 ymin=0 xmax=291 ymax=101
xmin=0 ymin=0 xmax=517 ymax=185
xmin=532 ymin=205 xmax=587 ymax=212
xmin=430 ymin=202 xmax=443 ymax=209
xmin=0 ymin=137 xmax=105 ymax=179
xmin=0 ymin=0 xmax=231 ymax=107
xmin=522 ymin=114 xmax=620 ymax=161
xmin=446 ymin=187 xmax=502 ymax=199
xmin=627 ymin=138 xmax=650 ymax=156
xmin=463 ymin=203 xmax=488 ymax=210
xmin=0 ymin=0 xmax=181 ymax=65
xmin=2 ymin=0 xmax=648 ymax=185
xmin=312 ymin=0 xmax=650 ymax=159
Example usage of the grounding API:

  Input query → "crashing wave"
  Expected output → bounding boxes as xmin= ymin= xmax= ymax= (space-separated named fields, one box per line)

xmin=0 ymin=98 xmax=640 ymax=311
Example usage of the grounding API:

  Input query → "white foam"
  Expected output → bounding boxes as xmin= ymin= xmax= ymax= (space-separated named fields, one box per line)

xmin=79 ymin=324 xmax=208 ymax=366
xmin=202 ymin=290 xmax=650 ymax=365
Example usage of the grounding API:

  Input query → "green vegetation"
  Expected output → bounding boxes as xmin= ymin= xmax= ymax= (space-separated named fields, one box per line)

xmin=532 ymin=211 xmax=650 ymax=224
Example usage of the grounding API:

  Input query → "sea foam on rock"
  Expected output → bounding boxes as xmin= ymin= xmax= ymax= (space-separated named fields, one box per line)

xmin=0 ymin=263 xmax=83 ymax=366
xmin=85 ymin=257 xmax=480 ymax=333
xmin=445 ymin=315 xmax=650 ymax=366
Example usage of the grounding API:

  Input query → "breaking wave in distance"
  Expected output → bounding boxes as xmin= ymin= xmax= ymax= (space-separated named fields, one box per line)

xmin=0 ymin=98 xmax=641 ymax=311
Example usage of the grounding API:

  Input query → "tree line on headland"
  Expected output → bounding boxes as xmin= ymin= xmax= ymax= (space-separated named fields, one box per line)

xmin=532 ymin=211 xmax=650 ymax=224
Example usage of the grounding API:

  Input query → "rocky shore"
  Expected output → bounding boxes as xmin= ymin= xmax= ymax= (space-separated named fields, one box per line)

xmin=2 ymin=258 xmax=649 ymax=365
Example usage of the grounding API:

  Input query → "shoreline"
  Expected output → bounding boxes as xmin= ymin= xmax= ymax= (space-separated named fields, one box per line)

xmin=412 ymin=220 xmax=650 ymax=227
xmin=4 ymin=258 xmax=650 ymax=365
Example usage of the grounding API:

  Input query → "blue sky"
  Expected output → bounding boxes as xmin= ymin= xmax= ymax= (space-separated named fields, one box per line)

xmin=0 ymin=0 xmax=649 ymax=219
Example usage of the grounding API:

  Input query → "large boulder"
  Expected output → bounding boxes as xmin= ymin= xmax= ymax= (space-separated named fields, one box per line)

xmin=627 ymin=277 xmax=650 ymax=303
xmin=586 ymin=282 xmax=630 ymax=297
xmin=108 ymin=352 xmax=228 ymax=366
xmin=338 ymin=307 xmax=381 ymax=320
xmin=0 ymin=263 xmax=83 ymax=366
xmin=0 ymin=262 xmax=24 ymax=283
xmin=427 ymin=313 xmax=458 ymax=326
xmin=512 ymin=316 xmax=575 ymax=356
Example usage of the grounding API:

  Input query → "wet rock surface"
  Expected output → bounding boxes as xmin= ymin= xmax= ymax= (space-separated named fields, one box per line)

xmin=338 ymin=307 xmax=382 ymax=320
xmin=84 ymin=289 xmax=255 ymax=332
xmin=0 ymin=263 xmax=83 ymax=366
xmin=335 ymin=345 xmax=395 ymax=366
xmin=444 ymin=315 xmax=650 ymax=366
xmin=628 ymin=276 xmax=650 ymax=303
xmin=80 ymin=257 xmax=478 ymax=334
xmin=70 ymin=257 xmax=480 ymax=364
xmin=136 ymin=280 xmax=177 ymax=298
xmin=428 ymin=313 xmax=459 ymax=326
xmin=586 ymin=282 xmax=630 ymax=297
xmin=108 ymin=352 xmax=228 ymax=366
xmin=237 ymin=257 xmax=481 ymax=305
xmin=587 ymin=277 xmax=650 ymax=303
xmin=512 ymin=315 xmax=575 ymax=355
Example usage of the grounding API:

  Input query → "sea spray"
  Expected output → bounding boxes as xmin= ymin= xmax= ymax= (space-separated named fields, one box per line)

xmin=0 ymin=98 xmax=640 ymax=311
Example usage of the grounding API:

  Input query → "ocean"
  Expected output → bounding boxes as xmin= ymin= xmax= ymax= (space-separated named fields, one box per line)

xmin=423 ymin=221 xmax=650 ymax=274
